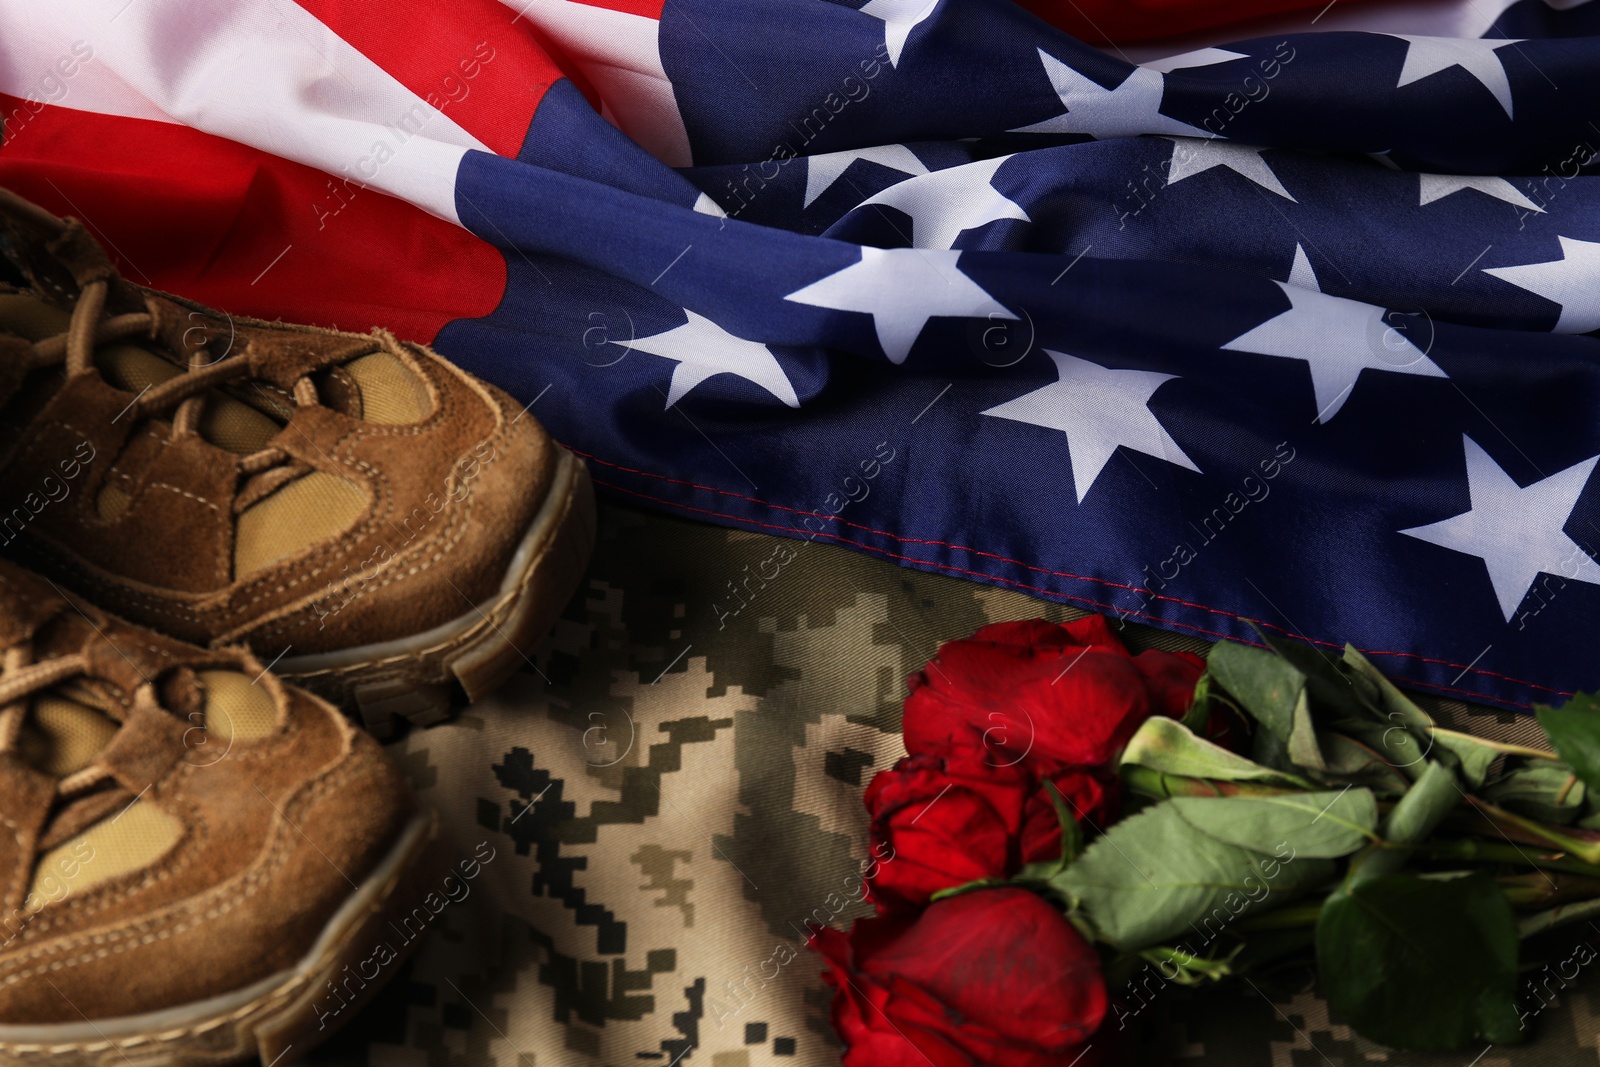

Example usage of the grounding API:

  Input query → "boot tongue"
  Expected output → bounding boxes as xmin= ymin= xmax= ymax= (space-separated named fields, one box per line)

xmin=0 ymin=287 xmax=283 ymax=460
xmin=13 ymin=663 xmax=277 ymax=781
xmin=17 ymin=685 xmax=123 ymax=778
xmin=9 ymin=611 xmax=136 ymax=780
xmin=13 ymin=673 xmax=195 ymax=912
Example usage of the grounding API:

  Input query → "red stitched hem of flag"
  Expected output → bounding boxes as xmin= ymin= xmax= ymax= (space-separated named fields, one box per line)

xmin=575 ymin=452 xmax=1559 ymax=712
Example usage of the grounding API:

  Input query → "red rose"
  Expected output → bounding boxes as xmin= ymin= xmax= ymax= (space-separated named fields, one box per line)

xmin=903 ymin=616 xmax=1204 ymax=774
xmin=864 ymin=749 xmax=1115 ymax=911
xmin=814 ymin=887 xmax=1108 ymax=1067
xmin=1020 ymin=768 xmax=1115 ymax=865
xmin=1134 ymin=642 xmax=1212 ymax=720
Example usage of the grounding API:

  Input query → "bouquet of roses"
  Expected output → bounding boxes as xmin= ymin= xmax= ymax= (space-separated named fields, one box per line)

xmin=812 ymin=616 xmax=1600 ymax=1064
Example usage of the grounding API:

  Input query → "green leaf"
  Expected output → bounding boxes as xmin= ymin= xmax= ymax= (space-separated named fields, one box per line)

xmin=1120 ymin=717 xmax=1310 ymax=786
xmin=1537 ymin=693 xmax=1600 ymax=795
xmin=1284 ymin=688 xmax=1327 ymax=772
xmin=1206 ymin=642 xmax=1326 ymax=772
xmin=1327 ymin=717 xmax=1432 ymax=782
xmin=1341 ymin=645 xmax=1434 ymax=733
xmin=1120 ymin=765 xmax=1303 ymax=801
xmin=1337 ymin=646 xmax=1454 ymax=782
xmin=1384 ymin=760 xmax=1460 ymax=846
xmin=1168 ymin=789 xmax=1377 ymax=859
xmin=1205 ymin=642 xmax=1306 ymax=742
xmin=1259 ymin=632 xmax=1372 ymax=725
xmin=1053 ymin=801 xmax=1334 ymax=949
xmin=1353 ymin=761 xmax=1461 ymax=883
xmin=1428 ymin=726 xmax=1557 ymax=790
xmin=1482 ymin=763 xmax=1586 ymax=826
xmin=1316 ymin=873 xmax=1522 ymax=1049
xmin=1180 ymin=673 xmax=1215 ymax=735
xmin=1430 ymin=731 xmax=1500 ymax=789
xmin=1317 ymin=732 xmax=1411 ymax=794
xmin=1250 ymin=721 xmax=1298 ymax=776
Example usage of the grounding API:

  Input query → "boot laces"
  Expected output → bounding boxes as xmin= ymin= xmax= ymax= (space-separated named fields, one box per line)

xmin=19 ymin=276 xmax=323 ymax=494
xmin=0 ymin=641 xmax=115 ymax=800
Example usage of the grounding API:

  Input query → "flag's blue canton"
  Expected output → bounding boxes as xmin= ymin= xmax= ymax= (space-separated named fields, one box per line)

xmin=440 ymin=0 xmax=1600 ymax=711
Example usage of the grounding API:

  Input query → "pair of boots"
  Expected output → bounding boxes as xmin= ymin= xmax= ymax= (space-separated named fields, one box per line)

xmin=0 ymin=189 xmax=595 ymax=1064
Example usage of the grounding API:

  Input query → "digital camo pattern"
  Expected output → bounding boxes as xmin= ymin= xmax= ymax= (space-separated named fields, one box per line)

xmin=302 ymin=501 xmax=1600 ymax=1067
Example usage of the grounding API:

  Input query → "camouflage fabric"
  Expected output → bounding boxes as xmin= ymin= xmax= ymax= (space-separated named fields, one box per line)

xmin=302 ymin=500 xmax=1600 ymax=1067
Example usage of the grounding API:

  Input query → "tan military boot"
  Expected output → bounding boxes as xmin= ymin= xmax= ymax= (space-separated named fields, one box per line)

xmin=0 ymin=187 xmax=594 ymax=733
xmin=0 ymin=558 xmax=434 ymax=1066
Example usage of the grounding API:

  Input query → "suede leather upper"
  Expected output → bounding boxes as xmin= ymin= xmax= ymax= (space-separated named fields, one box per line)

xmin=0 ymin=189 xmax=558 ymax=660
xmin=0 ymin=561 xmax=415 ymax=1024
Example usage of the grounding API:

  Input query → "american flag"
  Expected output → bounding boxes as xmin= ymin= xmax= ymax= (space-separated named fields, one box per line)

xmin=2 ymin=0 xmax=1597 ymax=711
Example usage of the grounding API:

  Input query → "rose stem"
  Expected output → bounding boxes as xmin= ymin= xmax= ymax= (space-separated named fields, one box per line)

xmin=1236 ymin=874 xmax=1600 ymax=935
xmin=1403 ymin=839 xmax=1600 ymax=879
xmin=1516 ymin=897 xmax=1600 ymax=939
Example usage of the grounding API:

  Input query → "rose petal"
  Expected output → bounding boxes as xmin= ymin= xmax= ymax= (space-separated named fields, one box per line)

xmin=1132 ymin=649 xmax=1207 ymax=720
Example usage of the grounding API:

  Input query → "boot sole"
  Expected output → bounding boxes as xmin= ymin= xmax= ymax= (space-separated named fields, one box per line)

xmin=0 ymin=811 xmax=439 ymax=1067
xmin=273 ymin=449 xmax=596 ymax=735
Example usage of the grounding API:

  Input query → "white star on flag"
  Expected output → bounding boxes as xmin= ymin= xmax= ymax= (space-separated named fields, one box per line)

xmin=1287 ymin=243 xmax=1320 ymax=289
xmin=1400 ymin=437 xmax=1600 ymax=622
xmin=628 ymin=310 xmax=800 ymax=408
xmin=1165 ymin=138 xmax=1295 ymax=200
xmin=1417 ymin=173 xmax=1541 ymax=212
xmin=1142 ymin=47 xmax=1247 ymax=73
xmin=858 ymin=155 xmax=1030 ymax=248
xmin=1386 ymin=35 xmax=1521 ymax=117
xmin=692 ymin=192 xmax=727 ymax=217
xmin=1483 ymin=236 xmax=1600 ymax=333
xmin=858 ymin=0 xmax=940 ymax=67
xmin=1223 ymin=268 xmax=1448 ymax=421
xmin=785 ymin=247 xmax=1012 ymax=364
xmin=982 ymin=350 xmax=1200 ymax=503
xmin=1012 ymin=50 xmax=1207 ymax=139
xmin=803 ymin=145 xmax=929 ymax=208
